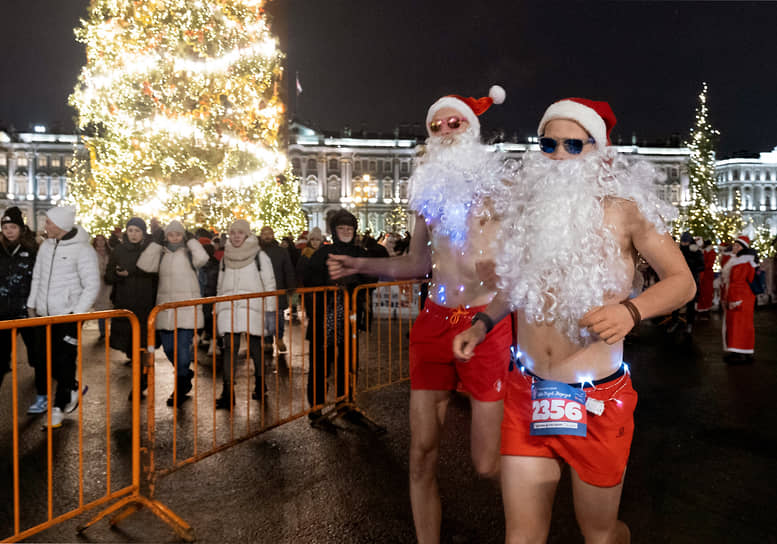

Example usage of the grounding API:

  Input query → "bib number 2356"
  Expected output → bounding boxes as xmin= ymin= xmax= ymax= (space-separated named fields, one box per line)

xmin=530 ymin=380 xmax=587 ymax=437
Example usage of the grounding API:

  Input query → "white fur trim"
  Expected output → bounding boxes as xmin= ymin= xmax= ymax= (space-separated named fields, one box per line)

xmin=426 ymin=96 xmax=480 ymax=136
xmin=538 ymin=100 xmax=607 ymax=148
xmin=489 ymin=85 xmax=506 ymax=104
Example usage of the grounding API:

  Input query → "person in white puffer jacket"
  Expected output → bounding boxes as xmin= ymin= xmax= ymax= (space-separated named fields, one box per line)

xmin=214 ymin=219 xmax=276 ymax=408
xmin=137 ymin=220 xmax=209 ymax=408
xmin=27 ymin=205 xmax=98 ymax=428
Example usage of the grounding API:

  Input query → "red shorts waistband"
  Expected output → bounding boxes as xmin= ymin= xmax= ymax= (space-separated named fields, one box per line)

xmin=520 ymin=363 xmax=627 ymax=389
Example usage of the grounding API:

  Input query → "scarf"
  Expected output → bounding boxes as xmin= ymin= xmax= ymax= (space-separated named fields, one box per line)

xmin=224 ymin=235 xmax=259 ymax=269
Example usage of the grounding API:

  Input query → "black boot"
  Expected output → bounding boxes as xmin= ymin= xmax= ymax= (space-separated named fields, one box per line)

xmin=167 ymin=373 xmax=193 ymax=407
xmin=216 ymin=386 xmax=235 ymax=409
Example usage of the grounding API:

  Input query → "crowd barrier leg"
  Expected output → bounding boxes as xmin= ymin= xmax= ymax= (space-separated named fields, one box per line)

xmin=75 ymin=327 xmax=195 ymax=542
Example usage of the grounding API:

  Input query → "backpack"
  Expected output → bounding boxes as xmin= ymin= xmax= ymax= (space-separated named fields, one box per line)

xmin=749 ymin=268 xmax=767 ymax=295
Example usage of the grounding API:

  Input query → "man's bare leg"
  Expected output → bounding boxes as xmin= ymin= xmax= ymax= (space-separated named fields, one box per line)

xmin=469 ymin=398 xmax=503 ymax=478
xmin=409 ymin=389 xmax=451 ymax=544
xmin=502 ymin=455 xmax=562 ymax=544
xmin=570 ymin=467 xmax=630 ymax=544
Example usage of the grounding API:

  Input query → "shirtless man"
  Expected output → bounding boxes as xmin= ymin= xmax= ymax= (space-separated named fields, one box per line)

xmin=328 ymin=86 xmax=510 ymax=543
xmin=453 ymin=98 xmax=696 ymax=543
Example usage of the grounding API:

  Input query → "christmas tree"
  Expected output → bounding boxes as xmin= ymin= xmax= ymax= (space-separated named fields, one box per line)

xmin=716 ymin=189 xmax=745 ymax=245
xmin=678 ymin=82 xmax=720 ymax=240
xmin=68 ymin=0 xmax=305 ymax=236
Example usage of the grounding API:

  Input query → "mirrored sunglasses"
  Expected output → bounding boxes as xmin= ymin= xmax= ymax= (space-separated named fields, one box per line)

xmin=429 ymin=116 xmax=468 ymax=133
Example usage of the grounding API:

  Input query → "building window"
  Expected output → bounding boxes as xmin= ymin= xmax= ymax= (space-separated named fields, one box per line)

xmin=327 ymin=177 xmax=340 ymax=201
xmin=50 ymin=179 xmax=60 ymax=196
xmin=291 ymin=158 xmax=301 ymax=174
xmin=17 ymin=157 xmax=28 ymax=167
xmin=0 ymin=176 xmax=7 ymax=193
xmin=369 ymin=160 xmax=376 ymax=173
xmin=50 ymin=157 xmax=61 ymax=168
xmin=16 ymin=175 xmax=28 ymax=195
xmin=353 ymin=160 xmax=362 ymax=173
xmin=670 ymin=185 xmax=680 ymax=204
xmin=744 ymin=170 xmax=750 ymax=181
xmin=305 ymin=179 xmax=318 ymax=202
xmin=399 ymin=179 xmax=409 ymax=200
xmin=0 ymin=155 xmax=6 ymax=166
xmin=329 ymin=158 xmax=339 ymax=171
xmin=307 ymin=158 xmax=316 ymax=171
xmin=384 ymin=160 xmax=393 ymax=173
xmin=733 ymin=169 xmax=739 ymax=180
xmin=37 ymin=177 xmax=48 ymax=197
xmin=400 ymin=162 xmax=409 ymax=174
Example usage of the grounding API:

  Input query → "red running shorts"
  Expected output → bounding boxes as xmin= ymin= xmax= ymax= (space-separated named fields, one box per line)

xmin=409 ymin=299 xmax=511 ymax=402
xmin=501 ymin=367 xmax=638 ymax=487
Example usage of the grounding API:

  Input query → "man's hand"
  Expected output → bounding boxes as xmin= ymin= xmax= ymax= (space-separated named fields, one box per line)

xmin=452 ymin=322 xmax=487 ymax=361
xmin=474 ymin=260 xmax=498 ymax=290
xmin=327 ymin=254 xmax=360 ymax=280
xmin=579 ymin=303 xmax=634 ymax=345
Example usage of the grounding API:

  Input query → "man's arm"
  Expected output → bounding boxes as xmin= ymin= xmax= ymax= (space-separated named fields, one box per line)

xmin=451 ymin=291 xmax=513 ymax=361
xmin=580 ymin=202 xmax=696 ymax=344
xmin=328 ymin=214 xmax=432 ymax=280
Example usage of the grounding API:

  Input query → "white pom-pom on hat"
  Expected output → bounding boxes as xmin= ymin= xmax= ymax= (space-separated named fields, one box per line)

xmin=489 ymin=85 xmax=506 ymax=105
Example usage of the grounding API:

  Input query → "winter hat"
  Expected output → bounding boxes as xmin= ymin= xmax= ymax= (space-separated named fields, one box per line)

xmin=126 ymin=217 xmax=147 ymax=233
xmin=537 ymin=98 xmax=617 ymax=148
xmin=229 ymin=219 xmax=251 ymax=234
xmin=164 ymin=220 xmax=186 ymax=235
xmin=680 ymin=231 xmax=694 ymax=244
xmin=46 ymin=205 xmax=76 ymax=231
xmin=426 ymin=85 xmax=506 ymax=136
xmin=330 ymin=209 xmax=358 ymax=232
xmin=735 ymin=235 xmax=751 ymax=248
xmin=1 ymin=206 xmax=24 ymax=227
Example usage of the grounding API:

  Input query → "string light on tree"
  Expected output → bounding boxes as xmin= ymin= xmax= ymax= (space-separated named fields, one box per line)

xmin=676 ymin=82 xmax=720 ymax=241
xmin=68 ymin=0 xmax=305 ymax=235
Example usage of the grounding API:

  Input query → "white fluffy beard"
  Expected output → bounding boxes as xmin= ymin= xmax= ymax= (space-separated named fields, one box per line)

xmin=496 ymin=148 xmax=677 ymax=344
xmin=408 ymin=132 xmax=513 ymax=246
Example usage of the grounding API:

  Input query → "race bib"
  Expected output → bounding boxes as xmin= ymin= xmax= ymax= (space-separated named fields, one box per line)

xmin=530 ymin=380 xmax=587 ymax=436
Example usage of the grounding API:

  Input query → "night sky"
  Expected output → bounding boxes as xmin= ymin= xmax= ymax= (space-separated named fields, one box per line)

xmin=2 ymin=1 xmax=777 ymax=157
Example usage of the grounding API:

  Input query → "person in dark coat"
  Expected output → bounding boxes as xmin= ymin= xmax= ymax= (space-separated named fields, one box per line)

xmin=259 ymin=226 xmax=296 ymax=352
xmin=669 ymin=231 xmax=705 ymax=335
xmin=0 ymin=207 xmax=40 ymax=390
xmin=105 ymin=218 xmax=158 ymax=365
xmin=303 ymin=209 xmax=370 ymax=425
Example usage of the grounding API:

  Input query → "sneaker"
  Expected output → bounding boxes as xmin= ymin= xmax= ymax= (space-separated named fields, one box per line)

xmin=166 ymin=391 xmax=190 ymax=407
xmin=276 ymin=338 xmax=287 ymax=353
xmin=27 ymin=395 xmax=48 ymax=415
xmin=207 ymin=343 xmax=220 ymax=357
xmin=64 ymin=385 xmax=88 ymax=414
xmin=41 ymin=407 xmax=64 ymax=429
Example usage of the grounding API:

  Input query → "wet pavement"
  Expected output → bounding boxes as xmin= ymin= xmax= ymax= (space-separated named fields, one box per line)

xmin=1 ymin=306 xmax=776 ymax=543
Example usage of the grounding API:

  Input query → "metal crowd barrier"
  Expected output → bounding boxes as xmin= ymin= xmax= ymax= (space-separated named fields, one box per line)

xmin=1 ymin=281 xmax=427 ymax=542
xmin=0 ymin=310 xmax=144 ymax=543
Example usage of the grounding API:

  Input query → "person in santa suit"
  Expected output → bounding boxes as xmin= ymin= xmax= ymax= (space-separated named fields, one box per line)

xmin=721 ymin=235 xmax=758 ymax=364
xmin=696 ymin=239 xmax=717 ymax=313
xmin=719 ymin=241 xmax=734 ymax=270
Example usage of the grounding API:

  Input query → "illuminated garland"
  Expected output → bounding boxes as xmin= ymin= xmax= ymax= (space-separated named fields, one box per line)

xmin=68 ymin=0 xmax=305 ymax=235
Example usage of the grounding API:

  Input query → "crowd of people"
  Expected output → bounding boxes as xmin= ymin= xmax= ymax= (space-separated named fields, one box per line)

xmin=0 ymin=202 xmax=404 ymax=425
xmin=1 ymin=85 xmax=775 ymax=542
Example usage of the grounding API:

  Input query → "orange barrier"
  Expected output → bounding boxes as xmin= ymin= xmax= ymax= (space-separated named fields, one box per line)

xmin=104 ymin=286 xmax=348 ymax=538
xmin=0 ymin=282 xmax=422 ymax=541
xmin=0 ymin=310 xmax=144 ymax=542
xmin=350 ymin=280 xmax=427 ymax=394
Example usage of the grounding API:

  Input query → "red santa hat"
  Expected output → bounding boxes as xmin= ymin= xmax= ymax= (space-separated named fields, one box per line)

xmin=735 ymin=235 xmax=751 ymax=248
xmin=426 ymin=85 xmax=506 ymax=136
xmin=537 ymin=98 xmax=617 ymax=148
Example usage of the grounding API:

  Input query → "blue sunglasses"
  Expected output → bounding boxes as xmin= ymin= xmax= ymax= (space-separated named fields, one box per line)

xmin=539 ymin=137 xmax=596 ymax=155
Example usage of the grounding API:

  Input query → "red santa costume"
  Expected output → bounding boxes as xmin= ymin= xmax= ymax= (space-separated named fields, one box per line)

xmin=721 ymin=235 xmax=757 ymax=356
xmin=696 ymin=243 xmax=717 ymax=312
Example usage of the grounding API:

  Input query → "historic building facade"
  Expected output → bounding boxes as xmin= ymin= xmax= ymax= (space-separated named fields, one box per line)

xmin=0 ymin=130 xmax=78 ymax=232
xmin=288 ymin=123 xmax=692 ymax=235
xmin=715 ymin=148 xmax=777 ymax=234
xmin=17 ymin=124 xmax=777 ymax=238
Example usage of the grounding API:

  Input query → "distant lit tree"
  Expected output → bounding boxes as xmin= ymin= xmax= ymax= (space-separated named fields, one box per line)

xmin=677 ymin=82 xmax=720 ymax=240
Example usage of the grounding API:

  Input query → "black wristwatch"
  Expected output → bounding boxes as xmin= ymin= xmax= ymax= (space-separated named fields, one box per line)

xmin=471 ymin=312 xmax=495 ymax=335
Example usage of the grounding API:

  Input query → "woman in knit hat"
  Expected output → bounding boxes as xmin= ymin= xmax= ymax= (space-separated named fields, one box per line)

xmin=214 ymin=219 xmax=276 ymax=408
xmin=137 ymin=220 xmax=209 ymax=407
xmin=0 ymin=207 xmax=40 ymax=391
xmin=105 ymin=217 xmax=157 ymax=373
